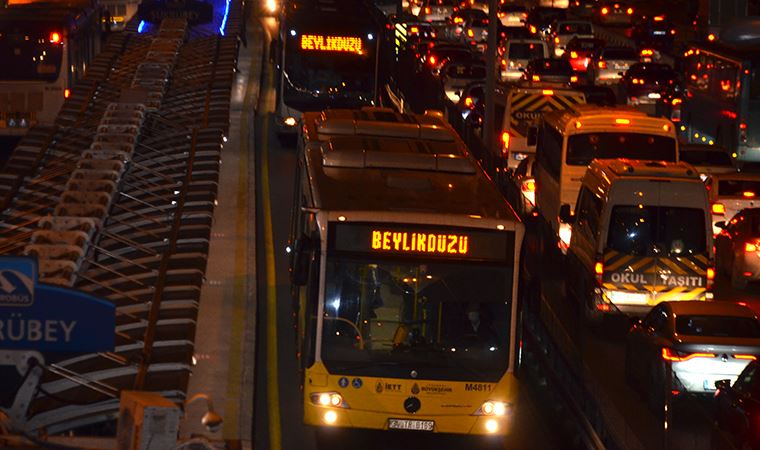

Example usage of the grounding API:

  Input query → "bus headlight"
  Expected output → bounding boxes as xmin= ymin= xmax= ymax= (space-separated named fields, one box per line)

xmin=475 ymin=401 xmax=509 ymax=416
xmin=310 ymin=392 xmax=349 ymax=408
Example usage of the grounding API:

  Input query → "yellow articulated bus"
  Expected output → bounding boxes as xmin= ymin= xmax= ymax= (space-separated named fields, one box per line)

xmin=289 ymin=107 xmax=524 ymax=437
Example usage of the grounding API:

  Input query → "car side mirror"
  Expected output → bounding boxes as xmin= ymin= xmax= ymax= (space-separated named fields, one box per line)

xmin=715 ymin=221 xmax=726 ymax=230
xmin=715 ymin=379 xmax=731 ymax=391
xmin=559 ymin=204 xmax=575 ymax=224
xmin=527 ymin=126 xmax=538 ymax=146
xmin=291 ymin=235 xmax=314 ymax=286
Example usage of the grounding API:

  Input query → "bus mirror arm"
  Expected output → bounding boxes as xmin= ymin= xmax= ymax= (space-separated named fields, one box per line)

xmin=527 ymin=126 xmax=538 ymax=146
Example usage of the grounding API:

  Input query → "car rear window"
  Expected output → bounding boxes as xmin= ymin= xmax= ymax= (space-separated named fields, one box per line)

xmin=501 ymin=4 xmax=526 ymax=12
xmin=606 ymin=205 xmax=706 ymax=256
xmin=679 ymin=150 xmax=733 ymax=167
xmin=718 ymin=179 xmax=760 ymax=197
xmin=509 ymin=43 xmax=545 ymax=60
xmin=560 ymin=23 xmax=592 ymax=34
xmin=603 ymin=48 xmax=638 ymax=60
xmin=446 ymin=64 xmax=486 ymax=79
xmin=676 ymin=315 xmax=760 ymax=338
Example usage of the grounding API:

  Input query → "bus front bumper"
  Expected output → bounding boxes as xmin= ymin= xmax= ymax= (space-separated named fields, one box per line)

xmin=304 ymin=402 xmax=513 ymax=436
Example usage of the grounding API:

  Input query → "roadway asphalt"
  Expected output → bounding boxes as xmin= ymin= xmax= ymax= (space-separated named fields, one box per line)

xmin=250 ymin=13 xmax=565 ymax=450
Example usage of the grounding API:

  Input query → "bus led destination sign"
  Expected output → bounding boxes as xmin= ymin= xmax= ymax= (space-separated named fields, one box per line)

xmin=300 ymin=34 xmax=363 ymax=54
xmin=372 ymin=230 xmax=469 ymax=256
xmin=331 ymin=223 xmax=514 ymax=262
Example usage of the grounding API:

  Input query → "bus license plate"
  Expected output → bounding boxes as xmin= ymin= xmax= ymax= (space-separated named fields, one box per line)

xmin=388 ymin=419 xmax=435 ymax=431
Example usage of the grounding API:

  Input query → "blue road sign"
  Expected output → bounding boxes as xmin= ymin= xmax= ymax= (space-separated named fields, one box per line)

xmin=0 ymin=257 xmax=115 ymax=353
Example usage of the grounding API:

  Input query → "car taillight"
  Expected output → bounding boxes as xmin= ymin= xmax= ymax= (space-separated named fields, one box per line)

xmin=746 ymin=243 xmax=758 ymax=252
xmin=464 ymin=96 xmax=474 ymax=108
xmin=467 ymin=29 xmax=474 ymax=37
xmin=711 ymin=203 xmax=725 ymax=215
xmin=598 ymin=60 xmax=607 ymax=69
xmin=50 ymin=32 xmax=62 ymax=44
xmin=570 ymin=75 xmax=578 ymax=83
xmin=425 ymin=6 xmax=431 ymax=13
xmin=521 ymin=179 xmax=535 ymax=193
xmin=734 ymin=354 xmax=758 ymax=361
xmin=554 ymin=36 xmax=560 ymax=44
xmin=429 ymin=55 xmax=437 ymax=65
xmin=671 ymin=29 xmax=676 ymax=35
xmin=662 ymin=348 xmax=716 ymax=362
xmin=570 ymin=51 xmax=578 ymax=59
xmin=530 ymin=25 xmax=537 ymax=33
xmin=741 ymin=122 xmax=748 ymax=143
xmin=601 ymin=7 xmax=608 ymax=14
xmin=594 ymin=260 xmax=603 ymax=285
xmin=501 ymin=131 xmax=511 ymax=152
xmin=707 ymin=267 xmax=715 ymax=291
xmin=532 ymin=75 xmax=540 ymax=81
xmin=627 ymin=7 xmax=633 ymax=14
xmin=64 ymin=88 xmax=70 ymax=99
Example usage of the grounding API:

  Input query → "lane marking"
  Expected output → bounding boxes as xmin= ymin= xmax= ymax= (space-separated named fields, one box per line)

xmin=260 ymin=58 xmax=283 ymax=450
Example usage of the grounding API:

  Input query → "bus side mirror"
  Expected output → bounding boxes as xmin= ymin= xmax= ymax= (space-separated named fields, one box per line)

xmin=291 ymin=235 xmax=314 ymax=286
xmin=527 ymin=126 xmax=538 ymax=146
xmin=559 ymin=204 xmax=575 ymax=224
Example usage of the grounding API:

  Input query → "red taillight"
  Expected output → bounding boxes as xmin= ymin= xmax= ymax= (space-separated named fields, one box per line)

xmin=570 ymin=51 xmax=579 ymax=59
xmin=425 ymin=6 xmax=431 ymax=13
xmin=627 ymin=7 xmax=633 ymax=14
xmin=410 ymin=26 xmax=419 ymax=33
xmin=50 ymin=32 xmax=61 ymax=44
xmin=501 ymin=131 xmax=511 ymax=151
xmin=467 ymin=29 xmax=474 ymax=37
xmin=594 ymin=261 xmax=604 ymax=285
xmin=530 ymin=25 xmax=537 ymax=34
xmin=598 ymin=60 xmax=607 ymax=69
xmin=746 ymin=243 xmax=758 ymax=252
xmin=532 ymin=75 xmax=540 ymax=82
xmin=740 ymin=122 xmax=748 ymax=130
xmin=711 ymin=203 xmax=725 ymax=215
xmin=521 ymin=179 xmax=535 ymax=193
xmin=601 ymin=7 xmax=608 ymax=14
xmin=429 ymin=55 xmax=437 ymax=65
xmin=662 ymin=348 xmax=716 ymax=362
xmin=554 ymin=36 xmax=560 ymax=44
xmin=64 ymin=88 xmax=70 ymax=98
xmin=464 ymin=96 xmax=474 ymax=108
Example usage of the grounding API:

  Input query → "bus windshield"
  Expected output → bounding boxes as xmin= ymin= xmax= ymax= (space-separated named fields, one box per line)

xmin=284 ymin=30 xmax=376 ymax=110
xmin=321 ymin=257 xmax=512 ymax=381
xmin=566 ymin=132 xmax=677 ymax=166
xmin=0 ymin=21 xmax=63 ymax=81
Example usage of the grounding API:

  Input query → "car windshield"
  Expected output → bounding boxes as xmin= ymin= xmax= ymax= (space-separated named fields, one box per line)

xmin=718 ymin=179 xmax=760 ymax=197
xmin=566 ymin=132 xmax=677 ymax=165
xmin=603 ymin=48 xmax=638 ymax=60
xmin=606 ymin=206 xmax=707 ymax=256
xmin=559 ymin=22 xmax=592 ymax=34
xmin=676 ymin=315 xmax=760 ymax=338
xmin=321 ymin=257 xmax=513 ymax=381
xmin=509 ymin=42 xmax=545 ymax=60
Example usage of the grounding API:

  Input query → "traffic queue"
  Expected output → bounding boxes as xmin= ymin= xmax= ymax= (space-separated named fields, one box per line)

xmin=392 ymin=0 xmax=760 ymax=447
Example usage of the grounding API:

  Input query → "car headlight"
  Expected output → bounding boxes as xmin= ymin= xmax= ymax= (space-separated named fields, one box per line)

xmin=475 ymin=401 xmax=510 ymax=416
xmin=310 ymin=392 xmax=350 ymax=408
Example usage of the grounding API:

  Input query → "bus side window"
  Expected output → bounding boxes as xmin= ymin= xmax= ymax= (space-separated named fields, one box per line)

xmin=714 ymin=58 xmax=739 ymax=101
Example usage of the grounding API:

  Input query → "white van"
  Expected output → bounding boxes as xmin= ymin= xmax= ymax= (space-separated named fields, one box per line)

xmin=564 ymin=159 xmax=714 ymax=320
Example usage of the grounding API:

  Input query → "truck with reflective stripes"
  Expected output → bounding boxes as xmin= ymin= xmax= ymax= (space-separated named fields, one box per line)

xmin=499 ymin=85 xmax=585 ymax=170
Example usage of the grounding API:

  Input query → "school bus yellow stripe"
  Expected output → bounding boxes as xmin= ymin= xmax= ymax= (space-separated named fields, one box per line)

xmin=605 ymin=254 xmax=636 ymax=272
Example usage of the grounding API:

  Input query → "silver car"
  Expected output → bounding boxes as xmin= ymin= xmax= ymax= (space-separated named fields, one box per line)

xmin=549 ymin=20 xmax=594 ymax=57
xmin=587 ymin=46 xmax=639 ymax=85
xmin=626 ymin=301 xmax=760 ymax=407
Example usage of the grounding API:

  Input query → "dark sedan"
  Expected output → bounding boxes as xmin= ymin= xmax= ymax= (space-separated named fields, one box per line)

xmin=621 ymin=62 xmax=679 ymax=106
xmin=631 ymin=15 xmax=676 ymax=51
xmin=563 ymin=37 xmax=605 ymax=73
xmin=522 ymin=58 xmax=578 ymax=86
xmin=715 ymin=361 xmax=760 ymax=450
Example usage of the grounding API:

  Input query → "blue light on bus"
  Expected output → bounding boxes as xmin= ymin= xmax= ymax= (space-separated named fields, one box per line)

xmin=219 ymin=0 xmax=231 ymax=35
xmin=368 ymin=33 xmax=374 ymax=40
xmin=138 ymin=20 xmax=146 ymax=33
xmin=290 ymin=29 xmax=297 ymax=37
